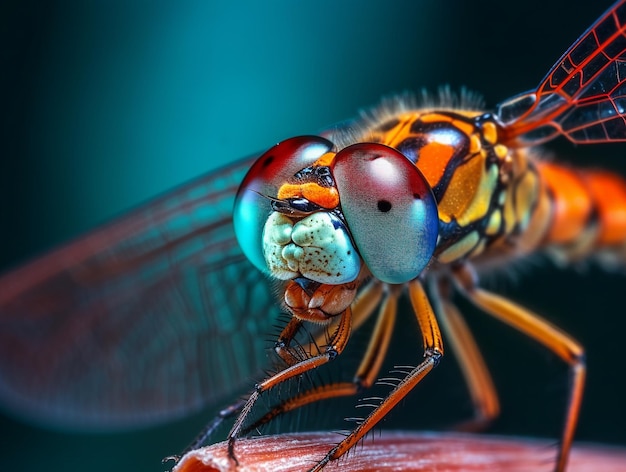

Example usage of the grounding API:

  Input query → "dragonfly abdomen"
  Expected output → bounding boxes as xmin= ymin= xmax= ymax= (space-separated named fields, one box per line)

xmin=534 ymin=162 xmax=626 ymax=264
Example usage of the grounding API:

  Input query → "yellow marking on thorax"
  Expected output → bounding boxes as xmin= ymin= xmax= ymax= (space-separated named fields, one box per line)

xmin=485 ymin=209 xmax=502 ymax=235
xmin=438 ymin=230 xmax=480 ymax=263
xmin=469 ymin=134 xmax=481 ymax=154
xmin=438 ymin=155 xmax=499 ymax=226
xmin=494 ymin=144 xmax=508 ymax=160
xmin=514 ymin=169 xmax=539 ymax=231
xmin=482 ymin=121 xmax=498 ymax=145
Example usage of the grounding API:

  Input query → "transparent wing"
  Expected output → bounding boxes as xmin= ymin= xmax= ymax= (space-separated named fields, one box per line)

xmin=0 ymin=155 xmax=281 ymax=430
xmin=497 ymin=0 xmax=626 ymax=145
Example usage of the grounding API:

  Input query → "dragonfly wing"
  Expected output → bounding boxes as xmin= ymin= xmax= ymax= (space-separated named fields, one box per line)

xmin=497 ymin=0 xmax=626 ymax=144
xmin=0 ymin=156 xmax=281 ymax=430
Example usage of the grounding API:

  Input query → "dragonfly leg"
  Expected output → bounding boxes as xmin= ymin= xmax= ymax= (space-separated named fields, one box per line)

xmin=166 ymin=398 xmax=247 ymax=464
xmin=307 ymin=279 xmax=443 ymax=472
xmin=181 ymin=281 xmax=382 ymax=465
xmin=429 ymin=277 xmax=500 ymax=431
xmin=452 ymin=263 xmax=585 ymax=472
xmin=273 ymin=316 xmax=307 ymax=367
xmin=239 ymin=283 xmax=394 ymax=435
xmin=227 ymin=304 xmax=353 ymax=462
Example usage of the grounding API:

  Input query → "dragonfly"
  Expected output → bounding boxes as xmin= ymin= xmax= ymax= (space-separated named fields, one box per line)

xmin=2 ymin=1 xmax=626 ymax=471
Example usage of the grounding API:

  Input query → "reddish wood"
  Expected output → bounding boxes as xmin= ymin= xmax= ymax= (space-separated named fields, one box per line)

xmin=172 ymin=431 xmax=626 ymax=472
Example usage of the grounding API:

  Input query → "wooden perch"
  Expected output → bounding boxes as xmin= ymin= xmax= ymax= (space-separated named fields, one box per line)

xmin=172 ymin=431 xmax=626 ymax=472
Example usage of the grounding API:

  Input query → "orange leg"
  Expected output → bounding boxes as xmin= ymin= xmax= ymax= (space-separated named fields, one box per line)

xmin=453 ymin=264 xmax=585 ymax=472
xmin=429 ymin=278 xmax=500 ymax=430
xmin=273 ymin=316 xmax=306 ymax=367
xmin=227 ymin=305 xmax=353 ymax=461
xmin=309 ymin=279 xmax=444 ymax=472
xmin=241 ymin=282 xmax=391 ymax=436
xmin=183 ymin=282 xmax=384 ymax=458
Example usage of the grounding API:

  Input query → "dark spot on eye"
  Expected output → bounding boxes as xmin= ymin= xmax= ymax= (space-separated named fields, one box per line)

xmin=413 ymin=193 xmax=421 ymax=200
xmin=261 ymin=155 xmax=274 ymax=167
xmin=377 ymin=200 xmax=392 ymax=212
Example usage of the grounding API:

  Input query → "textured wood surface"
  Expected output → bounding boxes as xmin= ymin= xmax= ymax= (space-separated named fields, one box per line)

xmin=172 ymin=431 xmax=626 ymax=472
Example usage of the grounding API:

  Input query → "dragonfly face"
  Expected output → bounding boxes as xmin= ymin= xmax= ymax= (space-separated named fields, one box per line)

xmin=234 ymin=136 xmax=438 ymax=322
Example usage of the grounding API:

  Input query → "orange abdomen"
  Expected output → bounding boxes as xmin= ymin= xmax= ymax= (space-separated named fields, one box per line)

xmin=537 ymin=162 xmax=626 ymax=256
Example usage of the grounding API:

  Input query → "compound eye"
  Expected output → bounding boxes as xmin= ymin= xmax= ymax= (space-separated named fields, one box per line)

xmin=331 ymin=143 xmax=438 ymax=283
xmin=234 ymin=136 xmax=333 ymax=274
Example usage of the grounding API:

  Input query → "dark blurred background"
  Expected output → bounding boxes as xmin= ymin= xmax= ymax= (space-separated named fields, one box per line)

xmin=2 ymin=0 xmax=626 ymax=471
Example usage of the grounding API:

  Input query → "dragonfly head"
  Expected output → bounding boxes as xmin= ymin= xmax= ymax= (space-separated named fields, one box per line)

xmin=234 ymin=136 xmax=438 ymax=322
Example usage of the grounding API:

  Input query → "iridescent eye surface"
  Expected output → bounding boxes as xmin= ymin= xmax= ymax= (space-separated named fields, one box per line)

xmin=331 ymin=143 xmax=438 ymax=284
xmin=234 ymin=136 xmax=333 ymax=274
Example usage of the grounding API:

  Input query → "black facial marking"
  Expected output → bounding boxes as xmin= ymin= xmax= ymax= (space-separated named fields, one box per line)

xmin=290 ymin=198 xmax=319 ymax=212
xmin=271 ymin=197 xmax=321 ymax=215
xmin=316 ymin=166 xmax=335 ymax=187
xmin=377 ymin=200 xmax=392 ymax=212
xmin=293 ymin=165 xmax=335 ymax=187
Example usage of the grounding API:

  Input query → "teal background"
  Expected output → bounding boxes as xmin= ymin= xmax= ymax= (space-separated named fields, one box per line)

xmin=2 ymin=1 xmax=626 ymax=471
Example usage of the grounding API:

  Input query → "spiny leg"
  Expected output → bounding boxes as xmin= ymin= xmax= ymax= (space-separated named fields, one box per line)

xmin=241 ymin=282 xmax=393 ymax=436
xmin=308 ymin=278 xmax=444 ymax=472
xmin=227 ymin=305 xmax=353 ymax=461
xmin=171 ymin=317 xmax=309 ymax=460
xmin=165 ymin=399 xmax=248 ymax=464
xmin=273 ymin=316 xmax=307 ymax=367
xmin=179 ymin=281 xmax=385 ymax=460
xmin=429 ymin=277 xmax=500 ymax=431
xmin=452 ymin=264 xmax=585 ymax=472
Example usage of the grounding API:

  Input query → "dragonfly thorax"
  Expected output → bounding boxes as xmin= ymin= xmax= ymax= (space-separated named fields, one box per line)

xmin=366 ymin=110 xmax=539 ymax=265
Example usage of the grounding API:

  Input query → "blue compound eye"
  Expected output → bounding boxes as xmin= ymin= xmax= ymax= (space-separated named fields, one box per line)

xmin=331 ymin=143 xmax=438 ymax=284
xmin=234 ymin=136 xmax=333 ymax=274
